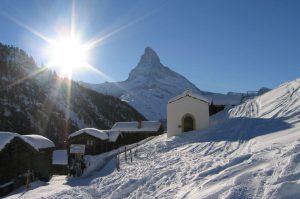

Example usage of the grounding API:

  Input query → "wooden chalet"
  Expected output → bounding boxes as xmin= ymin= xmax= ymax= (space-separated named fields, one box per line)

xmin=111 ymin=121 xmax=164 ymax=145
xmin=67 ymin=122 xmax=162 ymax=158
xmin=0 ymin=132 xmax=55 ymax=197
xmin=68 ymin=128 xmax=122 ymax=155
xmin=23 ymin=135 xmax=55 ymax=181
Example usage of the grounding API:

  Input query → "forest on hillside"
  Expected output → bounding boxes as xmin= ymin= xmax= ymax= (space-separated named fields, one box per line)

xmin=0 ymin=43 xmax=145 ymax=147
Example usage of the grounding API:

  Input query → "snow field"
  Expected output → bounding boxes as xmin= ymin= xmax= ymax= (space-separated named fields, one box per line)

xmin=6 ymin=78 xmax=300 ymax=199
xmin=38 ymin=128 xmax=300 ymax=199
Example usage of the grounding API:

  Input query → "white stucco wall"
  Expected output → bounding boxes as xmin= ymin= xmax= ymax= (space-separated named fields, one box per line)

xmin=167 ymin=96 xmax=209 ymax=137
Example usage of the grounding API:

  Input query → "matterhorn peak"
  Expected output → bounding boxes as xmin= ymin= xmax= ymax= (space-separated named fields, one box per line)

xmin=127 ymin=47 xmax=165 ymax=80
xmin=144 ymin=46 xmax=159 ymax=58
xmin=136 ymin=47 xmax=161 ymax=69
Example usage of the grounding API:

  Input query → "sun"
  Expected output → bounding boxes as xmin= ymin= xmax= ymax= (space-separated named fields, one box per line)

xmin=48 ymin=37 xmax=88 ymax=77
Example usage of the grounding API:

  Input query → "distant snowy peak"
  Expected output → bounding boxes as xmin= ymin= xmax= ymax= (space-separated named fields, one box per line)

xmin=136 ymin=47 xmax=161 ymax=69
xmin=126 ymin=47 xmax=200 ymax=90
xmin=128 ymin=47 xmax=184 ymax=82
xmin=81 ymin=47 xmax=242 ymax=120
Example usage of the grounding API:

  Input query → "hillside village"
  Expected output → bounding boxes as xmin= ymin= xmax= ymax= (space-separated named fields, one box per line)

xmin=2 ymin=76 xmax=300 ymax=199
xmin=1 ymin=0 xmax=299 ymax=198
xmin=1 ymin=40 xmax=299 ymax=199
xmin=0 ymin=43 xmax=263 ymax=195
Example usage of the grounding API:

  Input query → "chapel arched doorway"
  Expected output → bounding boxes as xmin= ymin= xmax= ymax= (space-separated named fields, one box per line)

xmin=182 ymin=114 xmax=195 ymax=132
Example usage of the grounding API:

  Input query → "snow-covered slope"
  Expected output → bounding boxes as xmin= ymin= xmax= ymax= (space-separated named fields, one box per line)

xmin=210 ymin=78 xmax=300 ymax=140
xmin=8 ymin=78 xmax=300 ymax=199
xmin=82 ymin=47 xmax=242 ymax=120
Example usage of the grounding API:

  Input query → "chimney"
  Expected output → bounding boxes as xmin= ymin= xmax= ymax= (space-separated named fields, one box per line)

xmin=138 ymin=120 xmax=142 ymax=129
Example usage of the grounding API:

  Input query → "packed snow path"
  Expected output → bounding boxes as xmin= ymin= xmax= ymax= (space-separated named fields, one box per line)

xmin=6 ymin=78 xmax=300 ymax=199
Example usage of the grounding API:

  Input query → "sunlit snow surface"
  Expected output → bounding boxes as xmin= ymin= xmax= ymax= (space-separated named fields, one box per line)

xmin=6 ymin=78 xmax=300 ymax=199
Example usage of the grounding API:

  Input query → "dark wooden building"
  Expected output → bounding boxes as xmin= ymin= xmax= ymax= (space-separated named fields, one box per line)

xmin=23 ymin=135 xmax=55 ymax=181
xmin=111 ymin=121 xmax=164 ymax=146
xmin=209 ymin=104 xmax=226 ymax=116
xmin=67 ymin=122 xmax=163 ymax=158
xmin=0 ymin=132 xmax=55 ymax=197
xmin=105 ymin=130 xmax=124 ymax=150
xmin=68 ymin=128 xmax=121 ymax=155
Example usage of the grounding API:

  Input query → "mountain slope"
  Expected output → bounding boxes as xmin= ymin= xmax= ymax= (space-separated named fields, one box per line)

xmin=82 ymin=47 xmax=242 ymax=120
xmin=0 ymin=43 xmax=145 ymax=147
xmin=209 ymin=78 xmax=300 ymax=141
xmin=9 ymin=78 xmax=300 ymax=199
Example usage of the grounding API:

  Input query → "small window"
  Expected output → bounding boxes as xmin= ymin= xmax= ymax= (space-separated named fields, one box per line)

xmin=87 ymin=140 xmax=94 ymax=146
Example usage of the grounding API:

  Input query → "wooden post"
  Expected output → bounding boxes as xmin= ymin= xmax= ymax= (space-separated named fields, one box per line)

xmin=26 ymin=170 xmax=31 ymax=191
xmin=125 ymin=146 xmax=127 ymax=161
xmin=116 ymin=154 xmax=120 ymax=171
xmin=134 ymin=146 xmax=138 ymax=157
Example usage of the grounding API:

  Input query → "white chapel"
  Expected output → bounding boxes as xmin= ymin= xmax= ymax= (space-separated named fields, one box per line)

xmin=167 ymin=89 xmax=209 ymax=137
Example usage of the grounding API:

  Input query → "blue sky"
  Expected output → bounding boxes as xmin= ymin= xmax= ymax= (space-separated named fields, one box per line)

xmin=0 ymin=0 xmax=299 ymax=93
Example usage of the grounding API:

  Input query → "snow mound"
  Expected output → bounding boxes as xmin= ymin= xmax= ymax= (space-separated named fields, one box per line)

xmin=23 ymin=135 xmax=55 ymax=149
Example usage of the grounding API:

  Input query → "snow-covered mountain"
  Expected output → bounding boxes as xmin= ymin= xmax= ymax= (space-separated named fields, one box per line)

xmin=82 ymin=47 xmax=242 ymax=120
xmin=0 ymin=43 xmax=145 ymax=147
xmin=8 ymin=78 xmax=300 ymax=199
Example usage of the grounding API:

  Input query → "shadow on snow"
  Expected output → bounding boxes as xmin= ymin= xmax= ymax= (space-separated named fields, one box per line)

xmin=157 ymin=117 xmax=293 ymax=153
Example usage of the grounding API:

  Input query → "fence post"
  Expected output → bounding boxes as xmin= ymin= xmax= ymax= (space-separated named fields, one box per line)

xmin=116 ymin=153 xmax=120 ymax=171
xmin=134 ymin=149 xmax=137 ymax=157
xmin=125 ymin=146 xmax=127 ymax=161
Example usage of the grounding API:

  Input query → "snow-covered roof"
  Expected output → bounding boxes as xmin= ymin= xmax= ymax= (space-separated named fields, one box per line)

xmin=104 ymin=130 xmax=121 ymax=142
xmin=69 ymin=128 xmax=109 ymax=140
xmin=23 ymin=135 xmax=55 ymax=149
xmin=111 ymin=121 xmax=161 ymax=133
xmin=168 ymin=89 xmax=209 ymax=104
xmin=0 ymin=132 xmax=44 ymax=151
xmin=52 ymin=150 xmax=68 ymax=165
xmin=0 ymin=132 xmax=18 ymax=151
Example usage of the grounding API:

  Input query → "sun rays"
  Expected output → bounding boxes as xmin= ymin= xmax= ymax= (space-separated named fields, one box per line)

xmin=46 ymin=37 xmax=89 ymax=78
xmin=0 ymin=0 xmax=163 ymax=140
xmin=0 ymin=0 xmax=131 ymax=139
xmin=0 ymin=0 xmax=164 ymax=83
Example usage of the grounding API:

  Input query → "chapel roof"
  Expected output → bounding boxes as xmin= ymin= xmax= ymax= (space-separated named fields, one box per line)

xmin=168 ymin=89 xmax=209 ymax=104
